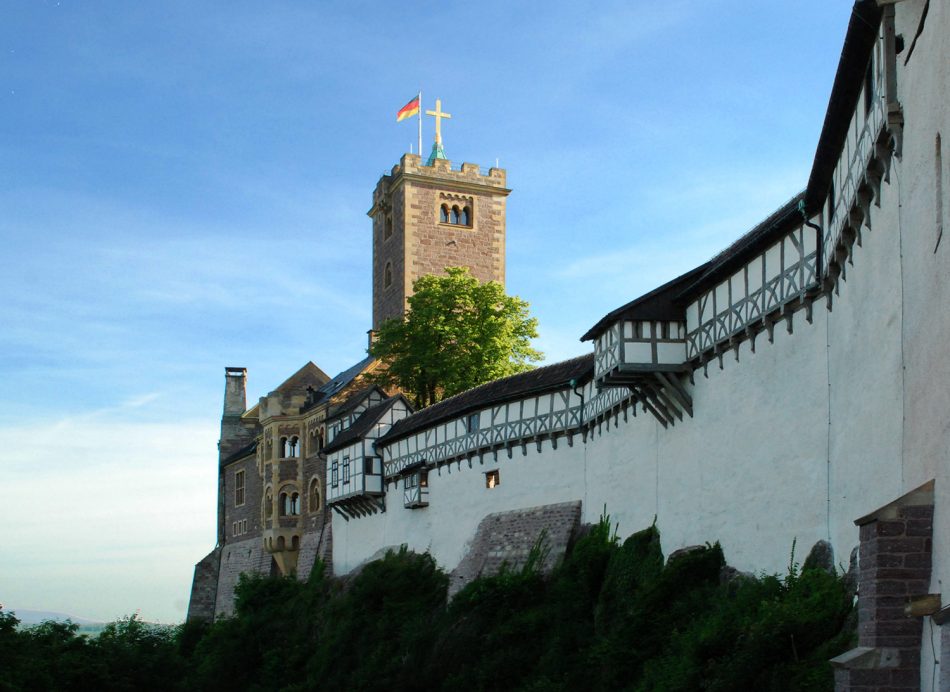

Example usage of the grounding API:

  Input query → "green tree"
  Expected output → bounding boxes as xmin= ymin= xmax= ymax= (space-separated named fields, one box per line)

xmin=369 ymin=267 xmax=543 ymax=408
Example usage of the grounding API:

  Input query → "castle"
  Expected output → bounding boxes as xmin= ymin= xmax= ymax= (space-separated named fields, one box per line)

xmin=189 ymin=2 xmax=950 ymax=689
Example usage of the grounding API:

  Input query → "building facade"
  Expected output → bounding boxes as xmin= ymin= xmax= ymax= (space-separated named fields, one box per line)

xmin=190 ymin=1 xmax=950 ymax=688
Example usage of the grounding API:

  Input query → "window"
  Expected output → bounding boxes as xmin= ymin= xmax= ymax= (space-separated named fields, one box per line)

xmin=451 ymin=206 xmax=460 ymax=224
xmin=485 ymin=469 xmax=500 ymax=489
xmin=384 ymin=215 xmax=393 ymax=240
xmin=279 ymin=492 xmax=288 ymax=516
xmin=466 ymin=412 xmax=480 ymax=434
xmin=280 ymin=436 xmax=288 ymax=458
xmin=235 ymin=470 xmax=245 ymax=506
xmin=290 ymin=493 xmax=300 ymax=515
xmin=440 ymin=204 xmax=449 ymax=223
xmin=331 ymin=460 xmax=339 ymax=487
xmin=440 ymin=203 xmax=472 ymax=227
xmin=384 ymin=262 xmax=393 ymax=288
xmin=364 ymin=457 xmax=375 ymax=475
xmin=461 ymin=206 xmax=470 ymax=226
xmin=286 ymin=436 xmax=299 ymax=457
xmin=405 ymin=473 xmax=417 ymax=489
xmin=308 ymin=477 xmax=322 ymax=512
xmin=342 ymin=456 xmax=351 ymax=484
xmin=280 ymin=491 xmax=300 ymax=516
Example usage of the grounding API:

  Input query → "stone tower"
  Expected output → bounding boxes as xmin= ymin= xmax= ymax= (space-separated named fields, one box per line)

xmin=368 ymin=153 xmax=510 ymax=330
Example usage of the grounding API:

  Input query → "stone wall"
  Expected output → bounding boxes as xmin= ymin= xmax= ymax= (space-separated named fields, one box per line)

xmin=449 ymin=500 xmax=581 ymax=596
xmin=186 ymin=548 xmax=220 ymax=621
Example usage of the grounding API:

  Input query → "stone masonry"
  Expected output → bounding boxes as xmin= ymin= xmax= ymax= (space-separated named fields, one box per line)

xmin=449 ymin=500 xmax=582 ymax=596
xmin=369 ymin=153 xmax=509 ymax=330
xmin=832 ymin=481 xmax=935 ymax=692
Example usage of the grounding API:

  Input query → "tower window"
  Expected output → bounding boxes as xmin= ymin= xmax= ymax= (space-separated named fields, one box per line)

xmin=461 ymin=206 xmax=471 ymax=226
xmin=288 ymin=436 xmax=299 ymax=457
xmin=384 ymin=215 xmax=393 ymax=240
xmin=440 ymin=204 xmax=449 ymax=223
xmin=384 ymin=262 xmax=393 ymax=288
xmin=235 ymin=470 xmax=245 ymax=506
xmin=451 ymin=206 xmax=461 ymax=224
xmin=485 ymin=469 xmax=500 ymax=489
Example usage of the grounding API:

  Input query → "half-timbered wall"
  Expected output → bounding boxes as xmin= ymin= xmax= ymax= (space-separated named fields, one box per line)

xmin=685 ymin=223 xmax=820 ymax=361
xmin=594 ymin=320 xmax=687 ymax=381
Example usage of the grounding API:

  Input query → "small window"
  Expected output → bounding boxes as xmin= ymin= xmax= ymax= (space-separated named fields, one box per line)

xmin=263 ymin=488 xmax=273 ymax=519
xmin=461 ymin=206 xmax=471 ymax=226
xmin=419 ymin=470 xmax=428 ymax=488
xmin=485 ymin=469 xmax=500 ymax=489
xmin=308 ymin=477 xmax=321 ymax=512
xmin=405 ymin=474 xmax=417 ymax=489
xmin=331 ymin=461 xmax=339 ymax=487
xmin=290 ymin=493 xmax=300 ymax=515
xmin=235 ymin=470 xmax=245 ymax=506
xmin=466 ymin=412 xmax=480 ymax=434
xmin=440 ymin=204 xmax=449 ymax=223
xmin=384 ymin=262 xmax=393 ymax=289
xmin=384 ymin=215 xmax=393 ymax=240
xmin=364 ymin=457 xmax=374 ymax=475
xmin=451 ymin=206 xmax=461 ymax=224
xmin=288 ymin=436 xmax=299 ymax=457
xmin=342 ymin=456 xmax=351 ymax=484
xmin=279 ymin=492 xmax=289 ymax=516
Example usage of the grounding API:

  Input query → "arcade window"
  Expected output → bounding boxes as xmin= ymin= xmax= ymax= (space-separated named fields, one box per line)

xmin=485 ymin=469 xmax=500 ymax=489
xmin=439 ymin=203 xmax=472 ymax=227
xmin=235 ymin=470 xmax=245 ymax=506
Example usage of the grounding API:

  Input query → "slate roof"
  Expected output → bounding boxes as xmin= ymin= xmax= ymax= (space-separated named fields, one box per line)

xmin=221 ymin=440 xmax=257 ymax=467
xmin=327 ymin=384 xmax=386 ymax=421
xmin=379 ymin=354 xmax=594 ymax=445
xmin=322 ymin=395 xmax=410 ymax=454
xmin=301 ymin=356 xmax=375 ymax=413
xmin=580 ymin=264 xmax=710 ymax=342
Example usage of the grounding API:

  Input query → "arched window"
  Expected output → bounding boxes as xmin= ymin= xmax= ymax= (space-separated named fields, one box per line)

xmin=290 ymin=493 xmax=300 ymax=515
xmin=384 ymin=262 xmax=393 ymax=288
xmin=279 ymin=492 xmax=289 ymax=516
xmin=440 ymin=204 xmax=449 ymax=223
xmin=280 ymin=437 xmax=288 ymax=458
xmin=288 ymin=436 xmax=299 ymax=457
xmin=309 ymin=477 xmax=322 ymax=512
xmin=451 ymin=206 xmax=461 ymax=224
xmin=461 ymin=206 xmax=471 ymax=226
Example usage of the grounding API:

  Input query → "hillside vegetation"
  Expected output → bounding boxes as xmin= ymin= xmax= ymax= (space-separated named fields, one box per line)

xmin=0 ymin=520 xmax=854 ymax=691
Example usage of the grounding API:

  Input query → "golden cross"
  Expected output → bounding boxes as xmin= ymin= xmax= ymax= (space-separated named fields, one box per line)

xmin=425 ymin=98 xmax=452 ymax=145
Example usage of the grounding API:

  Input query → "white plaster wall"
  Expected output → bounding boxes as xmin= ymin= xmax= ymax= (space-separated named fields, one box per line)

xmin=333 ymin=441 xmax=587 ymax=575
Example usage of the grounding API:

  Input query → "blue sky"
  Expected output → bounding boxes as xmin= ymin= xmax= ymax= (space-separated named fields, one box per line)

xmin=1 ymin=1 xmax=853 ymax=623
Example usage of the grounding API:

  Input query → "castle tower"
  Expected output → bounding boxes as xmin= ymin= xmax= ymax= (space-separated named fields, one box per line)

xmin=368 ymin=118 xmax=510 ymax=329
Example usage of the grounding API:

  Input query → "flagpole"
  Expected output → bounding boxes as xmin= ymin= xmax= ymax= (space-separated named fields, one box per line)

xmin=417 ymin=90 xmax=423 ymax=159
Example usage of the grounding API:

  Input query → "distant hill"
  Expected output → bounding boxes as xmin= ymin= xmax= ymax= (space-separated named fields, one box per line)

xmin=6 ymin=608 xmax=102 ymax=627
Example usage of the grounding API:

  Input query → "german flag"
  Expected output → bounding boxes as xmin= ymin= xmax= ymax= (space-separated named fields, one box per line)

xmin=396 ymin=95 xmax=420 ymax=122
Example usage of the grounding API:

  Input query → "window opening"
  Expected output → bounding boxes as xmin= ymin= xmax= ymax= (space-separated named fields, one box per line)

xmin=331 ymin=461 xmax=339 ymax=487
xmin=342 ymin=456 xmax=351 ymax=484
xmin=451 ymin=206 xmax=461 ymax=224
xmin=235 ymin=470 xmax=245 ymax=506
xmin=440 ymin=205 xmax=449 ymax=223
xmin=384 ymin=262 xmax=393 ymax=288
xmin=461 ymin=206 xmax=471 ymax=226
xmin=309 ymin=478 xmax=321 ymax=512
xmin=466 ymin=412 xmax=480 ymax=434
xmin=485 ymin=469 xmax=500 ymax=489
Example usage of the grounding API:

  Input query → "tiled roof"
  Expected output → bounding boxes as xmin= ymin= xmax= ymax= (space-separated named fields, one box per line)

xmin=674 ymin=192 xmax=806 ymax=301
xmin=580 ymin=264 xmax=709 ymax=342
xmin=379 ymin=354 xmax=594 ymax=445
xmin=327 ymin=384 xmax=386 ymax=421
xmin=322 ymin=395 xmax=409 ymax=454
xmin=804 ymin=0 xmax=883 ymax=213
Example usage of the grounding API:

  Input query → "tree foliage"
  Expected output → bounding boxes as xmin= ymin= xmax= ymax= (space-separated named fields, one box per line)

xmin=0 ymin=523 xmax=855 ymax=692
xmin=369 ymin=267 xmax=543 ymax=408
